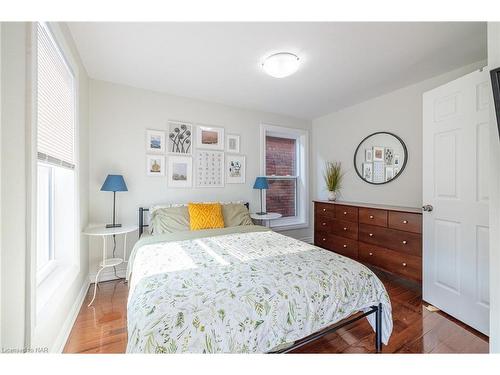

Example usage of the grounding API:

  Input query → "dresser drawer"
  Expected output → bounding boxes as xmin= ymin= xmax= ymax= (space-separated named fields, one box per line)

xmin=315 ymin=202 xmax=336 ymax=217
xmin=358 ymin=242 xmax=421 ymax=282
xmin=359 ymin=208 xmax=388 ymax=227
xmin=388 ymin=211 xmax=422 ymax=234
xmin=329 ymin=234 xmax=358 ymax=259
xmin=359 ymin=224 xmax=421 ymax=257
xmin=331 ymin=218 xmax=358 ymax=240
xmin=315 ymin=217 xmax=332 ymax=231
xmin=334 ymin=204 xmax=358 ymax=223
xmin=314 ymin=231 xmax=331 ymax=249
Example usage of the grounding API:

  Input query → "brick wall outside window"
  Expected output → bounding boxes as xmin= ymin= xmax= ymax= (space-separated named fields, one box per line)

xmin=265 ymin=136 xmax=297 ymax=217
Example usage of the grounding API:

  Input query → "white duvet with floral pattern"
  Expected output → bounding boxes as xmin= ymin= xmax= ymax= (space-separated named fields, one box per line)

xmin=126 ymin=227 xmax=392 ymax=353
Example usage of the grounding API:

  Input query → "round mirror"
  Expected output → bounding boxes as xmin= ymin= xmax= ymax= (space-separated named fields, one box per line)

xmin=354 ymin=132 xmax=408 ymax=184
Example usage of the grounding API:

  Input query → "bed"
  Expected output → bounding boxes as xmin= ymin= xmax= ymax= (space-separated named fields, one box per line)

xmin=125 ymin=206 xmax=392 ymax=353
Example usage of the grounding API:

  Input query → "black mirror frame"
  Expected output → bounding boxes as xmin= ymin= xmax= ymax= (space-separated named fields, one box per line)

xmin=353 ymin=131 xmax=408 ymax=185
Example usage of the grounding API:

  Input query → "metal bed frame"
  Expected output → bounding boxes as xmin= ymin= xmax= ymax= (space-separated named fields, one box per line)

xmin=137 ymin=205 xmax=383 ymax=353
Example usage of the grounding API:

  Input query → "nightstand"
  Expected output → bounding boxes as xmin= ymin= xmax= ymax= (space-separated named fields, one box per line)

xmin=250 ymin=212 xmax=282 ymax=227
xmin=83 ymin=224 xmax=138 ymax=306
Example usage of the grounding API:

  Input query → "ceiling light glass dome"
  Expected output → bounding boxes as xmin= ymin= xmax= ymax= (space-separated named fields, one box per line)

xmin=262 ymin=52 xmax=300 ymax=78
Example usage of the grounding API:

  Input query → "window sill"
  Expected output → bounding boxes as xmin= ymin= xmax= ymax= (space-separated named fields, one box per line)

xmin=36 ymin=263 xmax=78 ymax=318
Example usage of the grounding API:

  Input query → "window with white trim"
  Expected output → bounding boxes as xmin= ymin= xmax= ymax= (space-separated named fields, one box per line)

xmin=35 ymin=22 xmax=77 ymax=287
xmin=261 ymin=124 xmax=309 ymax=229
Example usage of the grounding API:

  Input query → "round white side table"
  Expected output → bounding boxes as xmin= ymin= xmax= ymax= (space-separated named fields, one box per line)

xmin=250 ymin=212 xmax=282 ymax=227
xmin=83 ymin=225 xmax=138 ymax=306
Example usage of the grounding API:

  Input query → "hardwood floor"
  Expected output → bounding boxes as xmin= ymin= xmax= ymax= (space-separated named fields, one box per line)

xmin=63 ymin=269 xmax=488 ymax=354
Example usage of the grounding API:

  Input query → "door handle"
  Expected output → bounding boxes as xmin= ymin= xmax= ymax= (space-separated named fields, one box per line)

xmin=422 ymin=204 xmax=434 ymax=212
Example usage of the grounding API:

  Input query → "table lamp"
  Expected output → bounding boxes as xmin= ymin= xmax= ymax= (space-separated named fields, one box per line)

xmin=101 ymin=174 xmax=128 ymax=228
xmin=253 ymin=177 xmax=269 ymax=215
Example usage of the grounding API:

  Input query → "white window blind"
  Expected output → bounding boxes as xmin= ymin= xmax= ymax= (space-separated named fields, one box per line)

xmin=36 ymin=23 xmax=75 ymax=169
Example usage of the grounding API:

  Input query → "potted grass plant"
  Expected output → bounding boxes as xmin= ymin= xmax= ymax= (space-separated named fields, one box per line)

xmin=323 ymin=161 xmax=344 ymax=201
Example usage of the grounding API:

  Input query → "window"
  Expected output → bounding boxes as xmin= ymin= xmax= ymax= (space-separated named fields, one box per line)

xmin=35 ymin=23 xmax=77 ymax=287
xmin=261 ymin=124 xmax=309 ymax=229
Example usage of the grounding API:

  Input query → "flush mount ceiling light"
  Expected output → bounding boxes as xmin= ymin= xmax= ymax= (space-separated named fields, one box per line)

xmin=262 ymin=52 xmax=300 ymax=78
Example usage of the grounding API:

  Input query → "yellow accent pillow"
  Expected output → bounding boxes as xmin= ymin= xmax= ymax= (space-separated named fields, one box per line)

xmin=188 ymin=203 xmax=225 ymax=231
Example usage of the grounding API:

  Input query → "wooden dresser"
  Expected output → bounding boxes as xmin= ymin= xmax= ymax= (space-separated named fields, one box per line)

xmin=314 ymin=200 xmax=422 ymax=282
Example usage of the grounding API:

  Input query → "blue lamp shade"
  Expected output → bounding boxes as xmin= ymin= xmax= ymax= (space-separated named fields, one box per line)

xmin=253 ymin=177 xmax=269 ymax=190
xmin=100 ymin=174 xmax=128 ymax=192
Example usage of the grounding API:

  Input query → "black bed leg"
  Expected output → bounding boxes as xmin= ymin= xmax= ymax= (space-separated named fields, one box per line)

xmin=375 ymin=303 xmax=382 ymax=353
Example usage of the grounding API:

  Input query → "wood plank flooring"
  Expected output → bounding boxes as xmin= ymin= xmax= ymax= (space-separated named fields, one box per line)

xmin=63 ymin=269 xmax=488 ymax=353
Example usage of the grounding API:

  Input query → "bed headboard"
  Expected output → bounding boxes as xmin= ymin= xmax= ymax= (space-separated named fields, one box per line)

xmin=138 ymin=202 xmax=250 ymax=237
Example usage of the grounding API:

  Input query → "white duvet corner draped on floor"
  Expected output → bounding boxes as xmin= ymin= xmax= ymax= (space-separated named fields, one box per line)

xmin=126 ymin=226 xmax=392 ymax=353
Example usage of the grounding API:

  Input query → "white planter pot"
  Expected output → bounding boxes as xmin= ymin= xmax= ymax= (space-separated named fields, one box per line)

xmin=327 ymin=191 xmax=337 ymax=201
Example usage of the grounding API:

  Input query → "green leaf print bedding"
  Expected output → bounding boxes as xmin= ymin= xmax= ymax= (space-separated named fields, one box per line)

xmin=126 ymin=225 xmax=392 ymax=353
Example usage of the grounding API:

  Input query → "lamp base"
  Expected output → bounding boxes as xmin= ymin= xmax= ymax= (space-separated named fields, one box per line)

xmin=106 ymin=223 xmax=122 ymax=228
xmin=255 ymin=212 xmax=267 ymax=216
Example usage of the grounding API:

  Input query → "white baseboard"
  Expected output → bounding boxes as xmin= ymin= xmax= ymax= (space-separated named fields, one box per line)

xmin=52 ymin=278 xmax=90 ymax=353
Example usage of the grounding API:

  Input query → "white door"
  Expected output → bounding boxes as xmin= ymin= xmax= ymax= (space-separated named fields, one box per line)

xmin=423 ymin=68 xmax=490 ymax=335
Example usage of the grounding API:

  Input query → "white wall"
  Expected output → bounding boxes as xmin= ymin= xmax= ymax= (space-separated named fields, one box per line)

xmin=88 ymin=80 xmax=312 ymax=278
xmin=312 ymin=61 xmax=486 ymax=208
xmin=0 ymin=22 xmax=89 ymax=352
xmin=1 ymin=22 xmax=28 ymax=351
xmin=488 ymin=21 xmax=500 ymax=353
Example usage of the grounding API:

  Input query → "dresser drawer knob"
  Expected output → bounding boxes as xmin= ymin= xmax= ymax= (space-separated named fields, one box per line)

xmin=343 ymin=211 xmax=347 ymax=215
xmin=323 ymin=208 xmax=326 ymax=212
xmin=369 ymin=233 xmax=373 ymax=237
xmin=343 ymin=227 xmax=347 ymax=231
xmin=402 ymin=262 xmax=407 ymax=267
xmin=322 ymin=222 xmax=326 ymax=226
xmin=369 ymin=215 xmax=374 ymax=219
xmin=369 ymin=252 xmax=373 ymax=256
xmin=403 ymin=220 xmax=408 ymax=224
xmin=322 ymin=238 xmax=326 ymax=241
xmin=343 ymin=244 xmax=348 ymax=248
xmin=402 ymin=240 xmax=407 ymax=245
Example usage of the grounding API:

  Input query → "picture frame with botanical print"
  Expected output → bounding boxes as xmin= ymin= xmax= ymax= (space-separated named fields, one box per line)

xmin=384 ymin=147 xmax=394 ymax=165
xmin=226 ymin=154 xmax=245 ymax=184
xmin=167 ymin=156 xmax=192 ymax=188
xmin=373 ymin=146 xmax=385 ymax=162
xmin=365 ymin=148 xmax=373 ymax=162
xmin=167 ymin=121 xmax=192 ymax=154
xmin=146 ymin=129 xmax=166 ymax=154
xmin=362 ymin=162 xmax=373 ymax=182
xmin=226 ymin=134 xmax=240 ymax=153
xmin=385 ymin=166 xmax=394 ymax=181
xmin=146 ymin=155 xmax=165 ymax=176
xmin=196 ymin=125 xmax=224 ymax=150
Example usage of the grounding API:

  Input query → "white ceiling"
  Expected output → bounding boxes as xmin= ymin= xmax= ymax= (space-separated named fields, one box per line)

xmin=68 ymin=22 xmax=486 ymax=119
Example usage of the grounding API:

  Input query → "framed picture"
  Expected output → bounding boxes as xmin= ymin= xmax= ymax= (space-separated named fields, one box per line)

xmin=167 ymin=121 xmax=192 ymax=154
xmin=196 ymin=125 xmax=224 ymax=150
xmin=384 ymin=148 xmax=394 ymax=165
xmin=394 ymin=154 xmax=401 ymax=167
xmin=167 ymin=156 xmax=192 ymax=188
xmin=146 ymin=129 xmax=165 ymax=154
xmin=365 ymin=148 xmax=373 ymax=162
xmin=373 ymin=146 xmax=384 ymax=162
xmin=146 ymin=155 xmax=165 ymax=176
xmin=362 ymin=163 xmax=373 ymax=182
xmin=226 ymin=154 xmax=245 ymax=184
xmin=373 ymin=161 xmax=385 ymax=183
xmin=226 ymin=134 xmax=240 ymax=153
xmin=385 ymin=166 xmax=394 ymax=181
xmin=196 ymin=150 xmax=224 ymax=187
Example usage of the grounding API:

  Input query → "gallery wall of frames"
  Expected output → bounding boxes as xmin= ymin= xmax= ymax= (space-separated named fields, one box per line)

xmin=145 ymin=121 xmax=246 ymax=188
